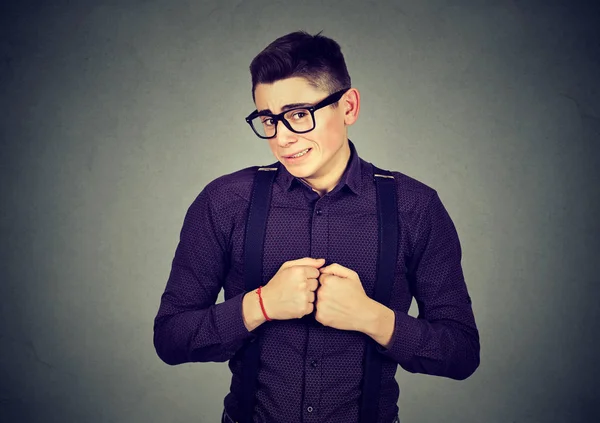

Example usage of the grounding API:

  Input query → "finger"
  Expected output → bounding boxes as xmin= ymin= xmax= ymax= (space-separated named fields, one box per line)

xmin=304 ymin=266 xmax=321 ymax=279
xmin=307 ymin=278 xmax=319 ymax=292
xmin=308 ymin=291 xmax=315 ymax=303
xmin=319 ymin=274 xmax=343 ymax=285
xmin=281 ymin=257 xmax=326 ymax=270
xmin=320 ymin=263 xmax=355 ymax=278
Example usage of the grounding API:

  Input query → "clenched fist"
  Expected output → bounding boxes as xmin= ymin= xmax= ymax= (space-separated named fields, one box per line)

xmin=315 ymin=263 xmax=371 ymax=331
xmin=260 ymin=257 xmax=325 ymax=320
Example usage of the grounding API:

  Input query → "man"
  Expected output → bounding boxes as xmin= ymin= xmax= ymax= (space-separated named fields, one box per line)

xmin=153 ymin=31 xmax=480 ymax=423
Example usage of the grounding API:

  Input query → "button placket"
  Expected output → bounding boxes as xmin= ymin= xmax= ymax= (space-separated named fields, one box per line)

xmin=305 ymin=197 xmax=327 ymax=422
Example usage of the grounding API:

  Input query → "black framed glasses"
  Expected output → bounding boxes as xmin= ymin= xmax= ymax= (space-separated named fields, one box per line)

xmin=245 ymin=87 xmax=350 ymax=139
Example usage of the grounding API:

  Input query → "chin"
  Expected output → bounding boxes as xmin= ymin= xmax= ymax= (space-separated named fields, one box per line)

xmin=287 ymin=165 xmax=313 ymax=179
xmin=286 ymin=166 xmax=307 ymax=177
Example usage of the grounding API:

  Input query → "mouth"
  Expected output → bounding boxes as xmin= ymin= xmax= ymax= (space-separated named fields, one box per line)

xmin=283 ymin=148 xmax=312 ymax=161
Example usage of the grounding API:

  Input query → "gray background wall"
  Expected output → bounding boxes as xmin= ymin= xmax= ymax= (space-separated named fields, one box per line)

xmin=1 ymin=0 xmax=599 ymax=422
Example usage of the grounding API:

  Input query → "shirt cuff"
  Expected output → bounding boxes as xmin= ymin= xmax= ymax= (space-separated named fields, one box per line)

xmin=214 ymin=292 xmax=257 ymax=355
xmin=375 ymin=310 xmax=423 ymax=365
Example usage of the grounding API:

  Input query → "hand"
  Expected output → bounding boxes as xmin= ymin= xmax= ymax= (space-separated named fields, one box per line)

xmin=315 ymin=263 xmax=370 ymax=331
xmin=261 ymin=257 xmax=325 ymax=320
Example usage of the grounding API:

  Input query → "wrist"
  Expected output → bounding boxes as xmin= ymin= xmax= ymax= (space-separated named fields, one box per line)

xmin=256 ymin=285 xmax=273 ymax=322
xmin=360 ymin=298 xmax=395 ymax=349
xmin=242 ymin=289 xmax=267 ymax=331
xmin=359 ymin=298 xmax=384 ymax=336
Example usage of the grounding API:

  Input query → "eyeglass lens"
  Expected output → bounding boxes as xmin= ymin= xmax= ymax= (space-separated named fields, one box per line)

xmin=250 ymin=109 xmax=314 ymax=138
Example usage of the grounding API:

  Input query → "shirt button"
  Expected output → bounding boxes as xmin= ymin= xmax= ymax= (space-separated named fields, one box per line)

xmin=310 ymin=359 xmax=318 ymax=368
xmin=307 ymin=406 xmax=314 ymax=413
xmin=315 ymin=209 xmax=322 ymax=216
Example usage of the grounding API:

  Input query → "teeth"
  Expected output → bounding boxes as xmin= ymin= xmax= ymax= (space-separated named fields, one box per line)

xmin=290 ymin=148 xmax=310 ymax=158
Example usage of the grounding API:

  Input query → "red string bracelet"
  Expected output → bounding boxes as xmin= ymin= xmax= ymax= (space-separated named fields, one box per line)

xmin=256 ymin=286 xmax=272 ymax=321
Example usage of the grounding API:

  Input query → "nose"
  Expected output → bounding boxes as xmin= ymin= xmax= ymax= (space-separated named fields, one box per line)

xmin=274 ymin=119 xmax=298 ymax=146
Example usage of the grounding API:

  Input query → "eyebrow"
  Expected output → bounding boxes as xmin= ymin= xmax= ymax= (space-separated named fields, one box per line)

xmin=258 ymin=102 xmax=314 ymax=115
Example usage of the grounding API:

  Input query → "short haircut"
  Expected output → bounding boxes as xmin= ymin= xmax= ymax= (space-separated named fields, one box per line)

xmin=249 ymin=30 xmax=351 ymax=107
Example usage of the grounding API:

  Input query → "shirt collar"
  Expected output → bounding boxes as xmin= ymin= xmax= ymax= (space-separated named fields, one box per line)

xmin=277 ymin=139 xmax=362 ymax=196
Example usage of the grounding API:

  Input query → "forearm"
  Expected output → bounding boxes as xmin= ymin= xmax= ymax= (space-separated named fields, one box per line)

xmin=358 ymin=300 xmax=480 ymax=380
xmin=400 ymin=318 xmax=479 ymax=380
xmin=153 ymin=293 xmax=256 ymax=365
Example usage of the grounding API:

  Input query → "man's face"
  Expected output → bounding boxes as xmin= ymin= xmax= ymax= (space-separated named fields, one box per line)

xmin=253 ymin=77 xmax=354 ymax=183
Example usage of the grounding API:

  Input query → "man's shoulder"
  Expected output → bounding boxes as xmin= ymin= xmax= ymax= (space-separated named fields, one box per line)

xmin=364 ymin=158 xmax=437 ymax=204
xmin=380 ymin=168 xmax=441 ymax=223
xmin=390 ymin=170 xmax=436 ymax=197
xmin=202 ymin=164 xmax=269 ymax=205
xmin=206 ymin=165 xmax=255 ymax=190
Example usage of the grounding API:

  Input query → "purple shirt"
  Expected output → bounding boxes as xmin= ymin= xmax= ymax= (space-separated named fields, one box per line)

xmin=153 ymin=140 xmax=480 ymax=422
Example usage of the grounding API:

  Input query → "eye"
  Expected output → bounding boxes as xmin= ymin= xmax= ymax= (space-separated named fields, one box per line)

xmin=261 ymin=117 xmax=274 ymax=126
xmin=293 ymin=111 xmax=307 ymax=119
xmin=290 ymin=110 xmax=309 ymax=120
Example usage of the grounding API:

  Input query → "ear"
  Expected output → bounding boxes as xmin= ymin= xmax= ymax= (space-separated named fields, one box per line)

xmin=342 ymin=88 xmax=360 ymax=126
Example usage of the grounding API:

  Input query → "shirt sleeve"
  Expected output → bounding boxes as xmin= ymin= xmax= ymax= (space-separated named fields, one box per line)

xmin=153 ymin=185 xmax=256 ymax=366
xmin=375 ymin=191 xmax=480 ymax=380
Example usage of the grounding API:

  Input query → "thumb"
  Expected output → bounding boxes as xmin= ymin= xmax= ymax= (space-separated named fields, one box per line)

xmin=281 ymin=257 xmax=326 ymax=270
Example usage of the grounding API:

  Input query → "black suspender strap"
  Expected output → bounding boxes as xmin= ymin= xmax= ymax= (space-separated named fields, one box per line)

xmin=238 ymin=162 xmax=398 ymax=423
xmin=239 ymin=164 xmax=279 ymax=423
xmin=359 ymin=165 xmax=399 ymax=423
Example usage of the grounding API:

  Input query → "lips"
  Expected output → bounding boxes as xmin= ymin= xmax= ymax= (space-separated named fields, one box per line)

xmin=283 ymin=148 xmax=311 ymax=158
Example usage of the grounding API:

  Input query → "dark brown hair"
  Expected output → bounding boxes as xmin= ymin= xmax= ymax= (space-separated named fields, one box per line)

xmin=249 ymin=30 xmax=351 ymax=107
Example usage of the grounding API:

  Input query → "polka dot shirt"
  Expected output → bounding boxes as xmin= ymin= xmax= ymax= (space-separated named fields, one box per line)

xmin=153 ymin=140 xmax=480 ymax=422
